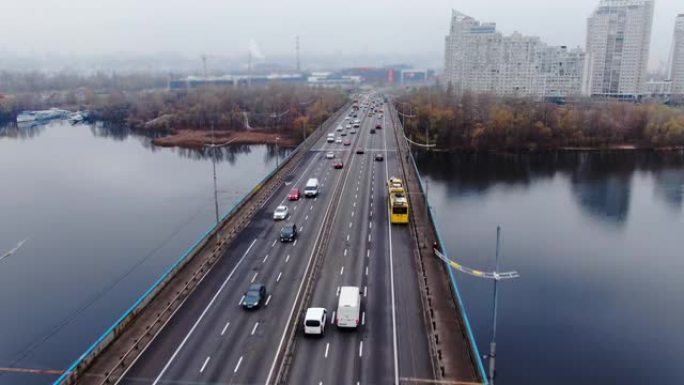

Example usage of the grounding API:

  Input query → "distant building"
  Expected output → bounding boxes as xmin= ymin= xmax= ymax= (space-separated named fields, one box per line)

xmin=399 ymin=69 xmax=434 ymax=85
xmin=443 ymin=10 xmax=583 ymax=98
xmin=643 ymin=79 xmax=672 ymax=96
xmin=169 ymin=74 xmax=306 ymax=90
xmin=671 ymin=14 xmax=684 ymax=95
xmin=582 ymin=0 xmax=655 ymax=97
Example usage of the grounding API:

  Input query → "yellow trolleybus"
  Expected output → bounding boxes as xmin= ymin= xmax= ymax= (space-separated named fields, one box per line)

xmin=388 ymin=177 xmax=409 ymax=224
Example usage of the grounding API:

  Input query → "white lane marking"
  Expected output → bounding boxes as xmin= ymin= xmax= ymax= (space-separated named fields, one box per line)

xmin=200 ymin=356 xmax=211 ymax=373
xmin=344 ymin=248 xmax=347 ymax=256
xmin=331 ymin=310 xmax=336 ymax=324
xmin=364 ymin=286 xmax=368 ymax=297
xmin=293 ymin=240 xmax=297 ymax=246
xmin=365 ymin=266 xmax=369 ymax=276
xmin=325 ymin=343 xmax=330 ymax=358
xmin=359 ymin=341 xmax=363 ymax=357
xmin=239 ymin=295 xmax=245 ymax=306
xmin=277 ymin=272 xmax=282 ymax=282
xmin=310 ymin=205 xmax=314 ymax=211
xmin=300 ymin=226 xmax=304 ymax=232
xmin=357 ymin=186 xmax=359 ymax=191
xmin=349 ymin=222 xmax=353 ymax=228
xmin=370 ymin=201 xmax=373 ymax=207
xmin=265 ymin=294 xmax=272 ymax=306
xmin=369 ymin=222 xmax=372 ymax=229
xmin=362 ymin=311 xmax=366 ymax=325
xmin=353 ymin=202 xmax=356 ymax=208
xmin=336 ymin=286 xmax=340 ymax=296
xmin=150 ymin=239 xmax=256 ymax=385
xmin=220 ymin=321 xmax=230 ymax=336
xmin=293 ymin=205 xmax=297 ymax=211
xmin=383 ymin=108 xmax=400 ymax=385
xmin=355 ymin=194 xmax=358 ymax=199
xmin=305 ymin=215 xmax=309 ymax=221
xmin=251 ymin=272 xmax=258 ymax=283
xmin=370 ymin=210 xmax=373 ymax=218
xmin=251 ymin=322 xmax=260 ymax=336
xmin=262 ymin=254 xmax=269 ymax=263
xmin=367 ymin=249 xmax=370 ymax=258
xmin=271 ymin=240 xmax=276 ymax=248
xmin=351 ymin=211 xmax=355 ymax=217
xmin=234 ymin=356 xmax=243 ymax=373
xmin=368 ymin=234 xmax=371 ymax=242
xmin=347 ymin=235 xmax=350 ymax=241
xmin=285 ymin=254 xmax=290 ymax=263
xmin=340 ymin=266 xmax=344 ymax=275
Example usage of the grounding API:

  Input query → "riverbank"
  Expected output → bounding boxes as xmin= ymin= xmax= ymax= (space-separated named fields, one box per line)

xmin=151 ymin=129 xmax=297 ymax=148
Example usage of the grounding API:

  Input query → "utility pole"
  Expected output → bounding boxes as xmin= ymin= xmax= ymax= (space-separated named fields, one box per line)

xmin=201 ymin=54 xmax=208 ymax=78
xmin=247 ymin=51 xmax=252 ymax=88
xmin=488 ymin=226 xmax=502 ymax=384
xmin=210 ymin=123 xmax=219 ymax=232
xmin=275 ymin=136 xmax=280 ymax=169
xmin=296 ymin=35 xmax=301 ymax=72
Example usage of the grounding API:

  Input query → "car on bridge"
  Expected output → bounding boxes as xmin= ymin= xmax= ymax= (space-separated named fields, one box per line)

xmin=356 ymin=148 xmax=365 ymax=154
xmin=343 ymin=139 xmax=351 ymax=146
xmin=335 ymin=138 xmax=342 ymax=144
xmin=375 ymin=123 xmax=382 ymax=129
xmin=370 ymin=128 xmax=376 ymax=134
xmin=375 ymin=153 xmax=384 ymax=161
xmin=242 ymin=283 xmax=266 ymax=309
xmin=273 ymin=205 xmax=289 ymax=220
xmin=333 ymin=160 xmax=344 ymax=169
xmin=280 ymin=223 xmax=297 ymax=242
xmin=325 ymin=151 xmax=335 ymax=159
xmin=288 ymin=188 xmax=300 ymax=201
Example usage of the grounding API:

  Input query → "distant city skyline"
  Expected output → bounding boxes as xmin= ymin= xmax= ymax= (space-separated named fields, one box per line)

xmin=0 ymin=0 xmax=680 ymax=72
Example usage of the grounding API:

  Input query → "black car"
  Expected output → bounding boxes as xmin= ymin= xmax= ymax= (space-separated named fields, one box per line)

xmin=242 ymin=283 xmax=266 ymax=309
xmin=356 ymin=148 xmax=365 ymax=154
xmin=280 ymin=223 xmax=297 ymax=242
xmin=370 ymin=128 xmax=376 ymax=134
xmin=375 ymin=153 xmax=384 ymax=161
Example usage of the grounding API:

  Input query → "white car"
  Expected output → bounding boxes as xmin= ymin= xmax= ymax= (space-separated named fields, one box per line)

xmin=336 ymin=126 xmax=343 ymax=132
xmin=335 ymin=138 xmax=342 ymax=144
xmin=350 ymin=129 xmax=356 ymax=134
xmin=325 ymin=152 xmax=335 ymax=159
xmin=273 ymin=205 xmax=289 ymax=220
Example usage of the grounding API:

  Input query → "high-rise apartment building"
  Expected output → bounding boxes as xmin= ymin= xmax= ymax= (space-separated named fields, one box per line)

xmin=582 ymin=0 xmax=655 ymax=97
xmin=671 ymin=14 xmax=684 ymax=95
xmin=443 ymin=10 xmax=584 ymax=98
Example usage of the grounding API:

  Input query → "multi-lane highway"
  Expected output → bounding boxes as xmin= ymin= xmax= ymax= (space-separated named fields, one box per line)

xmin=116 ymin=94 xmax=433 ymax=385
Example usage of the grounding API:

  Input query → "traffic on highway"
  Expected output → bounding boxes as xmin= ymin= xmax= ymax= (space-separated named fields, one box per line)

xmin=115 ymin=94 xmax=433 ymax=385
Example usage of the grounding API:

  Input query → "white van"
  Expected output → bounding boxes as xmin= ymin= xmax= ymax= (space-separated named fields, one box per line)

xmin=327 ymin=133 xmax=335 ymax=143
xmin=304 ymin=307 xmax=327 ymax=335
xmin=304 ymin=178 xmax=319 ymax=197
xmin=336 ymin=286 xmax=361 ymax=328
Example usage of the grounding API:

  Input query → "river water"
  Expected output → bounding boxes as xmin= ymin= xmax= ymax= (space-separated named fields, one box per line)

xmin=0 ymin=121 xmax=288 ymax=384
xmin=414 ymin=151 xmax=684 ymax=385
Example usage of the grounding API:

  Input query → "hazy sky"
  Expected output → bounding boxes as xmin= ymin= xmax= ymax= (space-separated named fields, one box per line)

xmin=0 ymin=0 xmax=680 ymax=70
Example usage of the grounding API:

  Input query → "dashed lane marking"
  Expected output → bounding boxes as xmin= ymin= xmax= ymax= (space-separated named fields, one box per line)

xmin=200 ymin=356 xmax=210 ymax=373
xmin=220 ymin=321 xmax=230 ymax=336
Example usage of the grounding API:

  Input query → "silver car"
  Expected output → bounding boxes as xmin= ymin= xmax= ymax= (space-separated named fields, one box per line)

xmin=273 ymin=205 xmax=289 ymax=220
xmin=325 ymin=152 xmax=335 ymax=159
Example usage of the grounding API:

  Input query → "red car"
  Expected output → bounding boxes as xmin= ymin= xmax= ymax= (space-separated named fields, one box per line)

xmin=288 ymin=188 xmax=300 ymax=201
xmin=343 ymin=139 xmax=351 ymax=146
xmin=333 ymin=160 xmax=344 ymax=169
xmin=375 ymin=124 xmax=382 ymax=129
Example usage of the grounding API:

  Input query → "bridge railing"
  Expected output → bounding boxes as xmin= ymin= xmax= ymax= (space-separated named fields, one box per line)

xmin=52 ymin=101 xmax=351 ymax=385
xmin=390 ymin=103 xmax=489 ymax=384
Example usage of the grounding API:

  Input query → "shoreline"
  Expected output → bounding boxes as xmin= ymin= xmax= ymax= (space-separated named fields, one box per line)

xmin=150 ymin=129 xmax=298 ymax=149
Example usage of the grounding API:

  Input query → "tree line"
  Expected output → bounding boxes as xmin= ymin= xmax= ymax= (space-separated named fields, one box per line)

xmin=394 ymin=87 xmax=684 ymax=150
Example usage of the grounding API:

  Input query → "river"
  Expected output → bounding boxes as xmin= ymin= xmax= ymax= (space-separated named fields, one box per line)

xmin=414 ymin=150 xmax=684 ymax=385
xmin=0 ymin=121 xmax=289 ymax=384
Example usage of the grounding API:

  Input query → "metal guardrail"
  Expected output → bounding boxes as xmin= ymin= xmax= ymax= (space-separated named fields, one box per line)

xmin=53 ymin=102 xmax=351 ymax=385
xmin=388 ymin=103 xmax=489 ymax=384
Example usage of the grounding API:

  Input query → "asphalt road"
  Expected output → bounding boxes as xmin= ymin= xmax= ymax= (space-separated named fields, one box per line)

xmin=117 ymin=94 xmax=433 ymax=385
xmin=286 ymin=97 xmax=433 ymax=385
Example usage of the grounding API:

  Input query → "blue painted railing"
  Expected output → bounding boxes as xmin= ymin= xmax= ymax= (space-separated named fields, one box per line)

xmin=53 ymin=104 xmax=348 ymax=385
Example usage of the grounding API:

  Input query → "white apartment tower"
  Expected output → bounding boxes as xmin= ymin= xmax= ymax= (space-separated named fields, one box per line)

xmin=444 ymin=10 xmax=584 ymax=98
xmin=582 ymin=0 xmax=655 ymax=97
xmin=671 ymin=14 xmax=684 ymax=95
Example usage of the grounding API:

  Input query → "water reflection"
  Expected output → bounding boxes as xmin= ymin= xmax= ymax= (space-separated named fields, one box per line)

xmin=1 ymin=120 xmax=291 ymax=164
xmin=416 ymin=150 xmax=684 ymax=223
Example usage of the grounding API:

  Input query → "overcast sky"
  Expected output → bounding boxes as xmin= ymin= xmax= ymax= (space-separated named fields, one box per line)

xmin=0 ymin=0 xmax=680 ymax=70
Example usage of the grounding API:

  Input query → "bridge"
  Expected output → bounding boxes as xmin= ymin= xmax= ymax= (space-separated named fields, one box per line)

xmin=53 ymin=93 xmax=486 ymax=385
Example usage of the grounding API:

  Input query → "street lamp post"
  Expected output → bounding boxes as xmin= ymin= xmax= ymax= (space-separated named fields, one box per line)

xmin=275 ymin=136 xmax=280 ymax=169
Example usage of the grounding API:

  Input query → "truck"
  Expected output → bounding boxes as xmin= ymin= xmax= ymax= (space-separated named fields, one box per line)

xmin=336 ymin=286 xmax=361 ymax=328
